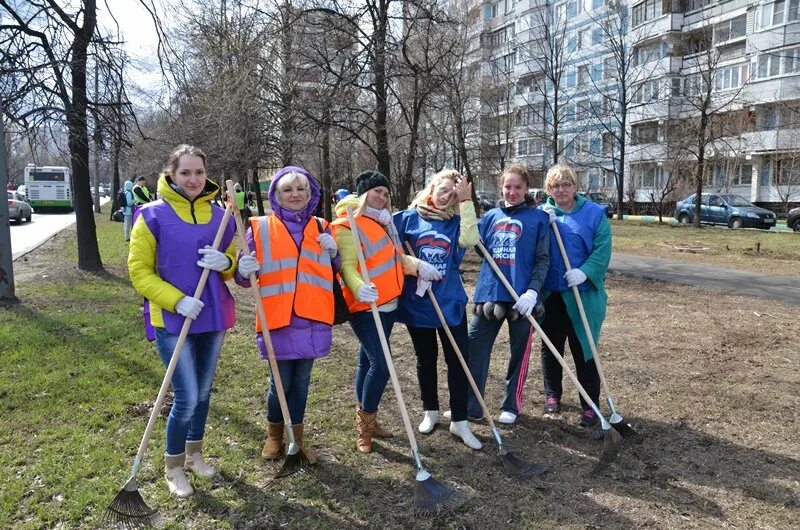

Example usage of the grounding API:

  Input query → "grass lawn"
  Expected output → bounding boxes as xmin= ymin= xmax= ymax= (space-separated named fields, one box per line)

xmin=611 ymin=220 xmax=800 ymax=276
xmin=1 ymin=209 xmax=798 ymax=529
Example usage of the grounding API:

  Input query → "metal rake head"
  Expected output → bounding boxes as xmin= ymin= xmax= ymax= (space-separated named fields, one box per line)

xmin=102 ymin=485 xmax=157 ymax=529
xmin=591 ymin=427 xmax=623 ymax=474
xmin=275 ymin=450 xmax=311 ymax=478
xmin=413 ymin=475 xmax=467 ymax=517
xmin=499 ymin=451 xmax=548 ymax=479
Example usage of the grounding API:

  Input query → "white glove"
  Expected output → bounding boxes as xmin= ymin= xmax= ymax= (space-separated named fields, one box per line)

xmin=415 ymin=277 xmax=432 ymax=297
xmin=237 ymin=251 xmax=260 ymax=277
xmin=543 ymin=205 xmax=557 ymax=223
xmin=317 ymin=232 xmax=338 ymax=258
xmin=512 ymin=289 xmax=538 ymax=317
xmin=417 ymin=260 xmax=442 ymax=281
xmin=565 ymin=268 xmax=588 ymax=287
xmin=357 ymin=283 xmax=379 ymax=303
xmin=197 ymin=245 xmax=231 ymax=271
xmin=175 ymin=296 xmax=204 ymax=320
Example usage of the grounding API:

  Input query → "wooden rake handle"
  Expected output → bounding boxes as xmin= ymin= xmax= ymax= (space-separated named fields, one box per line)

xmin=475 ymin=241 xmax=608 ymax=424
xmin=225 ymin=181 xmax=298 ymax=447
xmin=133 ymin=199 xmax=233 ymax=472
xmin=345 ymin=207 xmax=421 ymax=456
xmin=549 ymin=220 xmax=614 ymax=400
xmin=403 ymin=241 xmax=500 ymax=432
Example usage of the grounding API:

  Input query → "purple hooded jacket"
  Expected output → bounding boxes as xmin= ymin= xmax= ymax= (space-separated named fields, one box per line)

xmin=236 ymin=166 xmax=340 ymax=361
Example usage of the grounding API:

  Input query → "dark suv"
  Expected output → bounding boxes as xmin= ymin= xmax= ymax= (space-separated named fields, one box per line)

xmin=674 ymin=193 xmax=777 ymax=229
xmin=578 ymin=191 xmax=614 ymax=218
xmin=788 ymin=206 xmax=800 ymax=232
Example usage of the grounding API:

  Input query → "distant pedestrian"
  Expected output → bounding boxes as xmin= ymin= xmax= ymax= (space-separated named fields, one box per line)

xmin=122 ymin=181 xmax=135 ymax=241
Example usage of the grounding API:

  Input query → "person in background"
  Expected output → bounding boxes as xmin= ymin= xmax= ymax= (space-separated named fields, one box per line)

xmin=128 ymin=144 xmax=238 ymax=498
xmin=467 ymin=163 xmax=549 ymax=426
xmin=331 ymin=170 xmax=441 ymax=453
xmin=235 ymin=166 xmax=339 ymax=464
xmin=132 ymin=175 xmax=153 ymax=208
xmin=393 ymin=169 xmax=482 ymax=450
xmin=122 ymin=180 xmax=135 ymax=242
xmin=538 ymin=164 xmax=611 ymax=429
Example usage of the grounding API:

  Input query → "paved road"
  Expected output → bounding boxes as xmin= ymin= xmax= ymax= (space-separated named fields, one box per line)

xmin=610 ymin=252 xmax=800 ymax=306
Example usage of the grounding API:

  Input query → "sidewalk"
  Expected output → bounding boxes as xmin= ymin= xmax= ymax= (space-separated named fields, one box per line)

xmin=610 ymin=252 xmax=800 ymax=306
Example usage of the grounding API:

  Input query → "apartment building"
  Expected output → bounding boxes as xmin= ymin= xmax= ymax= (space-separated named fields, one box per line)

xmin=478 ymin=0 xmax=800 ymax=209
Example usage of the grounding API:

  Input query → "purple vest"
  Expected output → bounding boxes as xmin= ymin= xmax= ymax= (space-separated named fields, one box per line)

xmin=141 ymin=200 xmax=236 ymax=334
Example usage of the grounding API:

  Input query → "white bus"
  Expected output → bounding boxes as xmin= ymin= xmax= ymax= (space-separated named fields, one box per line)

xmin=24 ymin=165 xmax=73 ymax=211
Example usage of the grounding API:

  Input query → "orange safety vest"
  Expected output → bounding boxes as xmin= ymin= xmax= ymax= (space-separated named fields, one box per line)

xmin=331 ymin=215 xmax=404 ymax=313
xmin=250 ymin=215 xmax=334 ymax=331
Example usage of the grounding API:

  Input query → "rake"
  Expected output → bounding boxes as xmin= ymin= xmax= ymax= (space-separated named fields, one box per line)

xmin=549 ymin=218 xmax=638 ymax=439
xmin=103 ymin=201 xmax=234 ymax=529
xmin=476 ymin=241 xmax=622 ymax=472
xmin=404 ymin=242 xmax=546 ymax=479
xmin=347 ymin=206 xmax=466 ymax=516
xmin=225 ymin=180 xmax=310 ymax=478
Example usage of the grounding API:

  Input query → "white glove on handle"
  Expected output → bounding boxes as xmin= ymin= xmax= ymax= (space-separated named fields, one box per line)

xmin=565 ymin=268 xmax=588 ymax=288
xmin=357 ymin=283 xmax=379 ymax=303
xmin=175 ymin=296 xmax=204 ymax=320
xmin=238 ymin=251 xmax=260 ymax=277
xmin=417 ymin=261 xmax=442 ymax=281
xmin=197 ymin=245 xmax=231 ymax=272
xmin=415 ymin=278 xmax=432 ymax=297
xmin=512 ymin=289 xmax=538 ymax=317
xmin=317 ymin=233 xmax=338 ymax=258
xmin=543 ymin=205 xmax=557 ymax=223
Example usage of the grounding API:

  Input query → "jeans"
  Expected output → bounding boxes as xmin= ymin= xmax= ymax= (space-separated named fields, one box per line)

xmin=540 ymin=293 xmax=600 ymax=412
xmin=266 ymin=358 xmax=314 ymax=424
xmin=467 ymin=311 xmax=533 ymax=418
xmin=350 ymin=310 xmax=396 ymax=413
xmin=407 ymin=317 xmax=469 ymax=421
xmin=155 ymin=328 xmax=225 ymax=455
xmin=123 ymin=213 xmax=132 ymax=241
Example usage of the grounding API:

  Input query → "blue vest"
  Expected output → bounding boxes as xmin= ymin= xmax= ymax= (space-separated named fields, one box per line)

xmin=474 ymin=205 xmax=548 ymax=303
xmin=543 ymin=200 xmax=605 ymax=293
xmin=140 ymin=200 xmax=237 ymax=334
xmin=393 ymin=210 xmax=468 ymax=327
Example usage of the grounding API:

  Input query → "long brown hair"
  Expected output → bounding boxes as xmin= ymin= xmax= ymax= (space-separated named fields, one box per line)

xmin=496 ymin=163 xmax=530 ymax=191
xmin=163 ymin=144 xmax=207 ymax=178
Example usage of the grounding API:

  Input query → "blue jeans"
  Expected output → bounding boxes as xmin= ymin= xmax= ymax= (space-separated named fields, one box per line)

xmin=155 ymin=328 xmax=225 ymax=455
xmin=350 ymin=310 xmax=396 ymax=413
xmin=266 ymin=358 xmax=314 ymax=424
xmin=467 ymin=312 xmax=533 ymax=418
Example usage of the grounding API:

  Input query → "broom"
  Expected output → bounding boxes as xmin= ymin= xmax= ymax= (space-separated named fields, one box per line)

xmin=224 ymin=180 xmax=310 ymax=478
xmin=404 ymin=242 xmax=546 ymax=479
xmin=103 ymin=201 xmax=234 ymax=529
xmin=347 ymin=206 xmax=465 ymax=516
xmin=475 ymin=241 xmax=622 ymax=472
xmin=549 ymin=218 xmax=638 ymax=439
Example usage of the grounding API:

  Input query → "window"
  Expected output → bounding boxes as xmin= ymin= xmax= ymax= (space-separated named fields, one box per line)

xmin=602 ymin=132 xmax=615 ymax=154
xmin=575 ymin=98 xmax=592 ymax=119
xmin=517 ymin=74 xmax=544 ymax=95
xmin=632 ymin=0 xmax=662 ymax=26
xmin=776 ymin=157 xmax=800 ymax=186
xmin=577 ymin=64 xmax=591 ymax=85
xmin=714 ymin=15 xmax=747 ymax=43
xmin=593 ymin=0 xmax=604 ymax=9
xmin=683 ymin=0 xmax=712 ymax=11
xmin=633 ymin=42 xmax=662 ymax=66
xmin=714 ymin=62 xmax=749 ymax=91
xmin=756 ymin=54 xmax=782 ymax=78
xmin=603 ymin=57 xmax=617 ymax=79
xmin=592 ymin=28 xmax=603 ymax=45
xmin=556 ymin=2 xmax=568 ymax=20
xmin=516 ymin=105 xmax=544 ymax=126
xmin=590 ymin=135 xmax=601 ymax=154
xmin=574 ymin=135 xmax=588 ymax=154
xmin=671 ymin=77 xmax=682 ymax=96
xmin=632 ymin=163 xmax=661 ymax=188
xmin=566 ymin=70 xmax=577 ymax=87
xmin=632 ymin=122 xmax=659 ymax=144
xmin=632 ymin=79 xmax=660 ymax=104
xmin=578 ymin=28 xmax=590 ymax=50
xmin=517 ymin=138 xmax=544 ymax=156
xmin=760 ymin=0 xmax=800 ymax=27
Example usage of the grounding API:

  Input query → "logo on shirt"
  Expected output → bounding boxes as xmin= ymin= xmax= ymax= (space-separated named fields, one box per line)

xmin=416 ymin=230 xmax=452 ymax=276
xmin=490 ymin=217 xmax=523 ymax=265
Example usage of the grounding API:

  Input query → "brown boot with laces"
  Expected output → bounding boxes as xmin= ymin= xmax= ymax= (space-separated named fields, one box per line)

xmin=355 ymin=407 xmax=376 ymax=453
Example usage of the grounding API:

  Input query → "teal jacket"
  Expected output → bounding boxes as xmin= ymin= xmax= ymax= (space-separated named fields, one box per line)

xmin=542 ymin=194 xmax=612 ymax=361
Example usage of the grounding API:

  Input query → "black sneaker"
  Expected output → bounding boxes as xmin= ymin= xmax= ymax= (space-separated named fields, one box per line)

xmin=579 ymin=409 xmax=598 ymax=428
xmin=544 ymin=396 xmax=560 ymax=414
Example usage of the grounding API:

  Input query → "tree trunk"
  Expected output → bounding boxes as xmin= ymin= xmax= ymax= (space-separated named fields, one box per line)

xmin=373 ymin=0 xmax=391 ymax=180
xmin=252 ymin=168 xmax=265 ymax=216
xmin=0 ymin=107 xmax=17 ymax=301
xmin=321 ymin=123 xmax=332 ymax=221
xmin=70 ymin=0 xmax=102 ymax=271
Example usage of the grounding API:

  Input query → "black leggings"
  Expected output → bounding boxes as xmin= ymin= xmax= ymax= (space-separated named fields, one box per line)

xmin=540 ymin=293 xmax=600 ymax=412
xmin=407 ymin=317 xmax=470 ymax=422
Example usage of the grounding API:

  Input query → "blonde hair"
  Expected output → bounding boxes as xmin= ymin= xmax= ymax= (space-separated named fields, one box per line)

xmin=163 ymin=144 xmax=207 ymax=178
xmin=410 ymin=169 xmax=461 ymax=215
xmin=496 ymin=163 xmax=530 ymax=191
xmin=276 ymin=171 xmax=311 ymax=209
xmin=545 ymin=164 xmax=578 ymax=190
xmin=355 ymin=185 xmax=393 ymax=217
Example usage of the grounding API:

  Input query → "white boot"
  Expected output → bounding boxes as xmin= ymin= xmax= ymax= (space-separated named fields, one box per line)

xmin=443 ymin=410 xmax=452 ymax=420
xmin=498 ymin=411 xmax=517 ymax=425
xmin=418 ymin=410 xmax=439 ymax=434
xmin=165 ymin=453 xmax=194 ymax=498
xmin=185 ymin=440 xmax=216 ymax=478
xmin=449 ymin=420 xmax=483 ymax=450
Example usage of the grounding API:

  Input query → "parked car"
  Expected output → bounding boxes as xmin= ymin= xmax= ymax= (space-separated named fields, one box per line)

xmin=788 ymin=206 xmax=800 ymax=232
xmin=7 ymin=191 xmax=33 ymax=224
xmin=528 ymin=188 xmax=549 ymax=205
xmin=674 ymin=193 xmax=776 ymax=229
xmin=476 ymin=191 xmax=499 ymax=212
xmin=578 ymin=191 xmax=615 ymax=218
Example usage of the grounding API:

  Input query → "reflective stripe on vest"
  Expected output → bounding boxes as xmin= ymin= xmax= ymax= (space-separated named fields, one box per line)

xmin=251 ymin=215 xmax=334 ymax=330
xmin=331 ymin=215 xmax=404 ymax=313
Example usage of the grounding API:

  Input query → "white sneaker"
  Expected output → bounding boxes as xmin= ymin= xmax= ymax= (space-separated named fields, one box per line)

xmin=418 ymin=410 xmax=438 ymax=434
xmin=498 ymin=411 xmax=517 ymax=425
xmin=165 ymin=466 xmax=194 ymax=498
xmin=185 ymin=452 xmax=216 ymax=478
xmin=443 ymin=410 xmax=452 ymax=420
xmin=449 ymin=420 xmax=483 ymax=450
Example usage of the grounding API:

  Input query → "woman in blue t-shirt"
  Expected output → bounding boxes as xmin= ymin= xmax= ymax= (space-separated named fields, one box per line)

xmin=394 ymin=169 xmax=482 ymax=449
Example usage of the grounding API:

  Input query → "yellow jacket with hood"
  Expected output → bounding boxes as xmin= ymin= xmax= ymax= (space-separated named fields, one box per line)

xmin=128 ymin=175 xmax=238 ymax=328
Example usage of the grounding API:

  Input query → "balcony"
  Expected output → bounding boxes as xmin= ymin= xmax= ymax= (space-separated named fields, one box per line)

xmin=630 ymin=14 xmax=683 ymax=42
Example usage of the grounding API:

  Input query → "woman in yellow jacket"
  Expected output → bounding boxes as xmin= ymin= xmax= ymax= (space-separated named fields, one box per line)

xmin=331 ymin=170 xmax=441 ymax=453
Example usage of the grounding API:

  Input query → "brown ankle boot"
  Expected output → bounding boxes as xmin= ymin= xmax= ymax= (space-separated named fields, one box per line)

xmin=358 ymin=403 xmax=393 ymax=438
xmin=290 ymin=423 xmax=317 ymax=465
xmin=355 ymin=408 xmax=376 ymax=454
xmin=261 ymin=421 xmax=285 ymax=460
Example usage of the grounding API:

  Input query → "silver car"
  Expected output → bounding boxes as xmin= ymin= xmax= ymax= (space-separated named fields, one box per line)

xmin=7 ymin=191 xmax=33 ymax=223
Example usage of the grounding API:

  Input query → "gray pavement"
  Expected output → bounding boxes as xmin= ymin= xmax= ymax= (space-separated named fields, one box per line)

xmin=609 ymin=252 xmax=800 ymax=306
